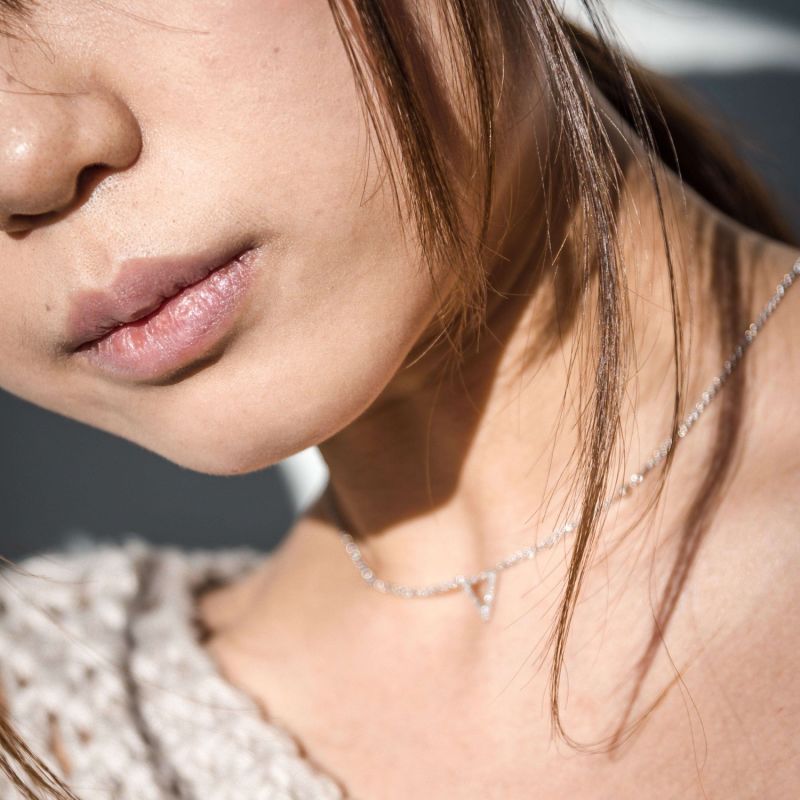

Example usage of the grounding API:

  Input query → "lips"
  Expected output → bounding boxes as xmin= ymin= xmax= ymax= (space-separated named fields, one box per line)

xmin=66 ymin=244 xmax=253 ymax=350
xmin=65 ymin=243 xmax=260 ymax=380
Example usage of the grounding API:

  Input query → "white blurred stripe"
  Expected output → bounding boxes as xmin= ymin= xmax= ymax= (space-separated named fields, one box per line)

xmin=280 ymin=446 xmax=329 ymax=514
xmin=561 ymin=0 xmax=800 ymax=72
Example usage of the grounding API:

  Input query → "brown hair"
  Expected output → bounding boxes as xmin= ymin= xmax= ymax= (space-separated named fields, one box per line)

xmin=0 ymin=0 xmax=796 ymax=796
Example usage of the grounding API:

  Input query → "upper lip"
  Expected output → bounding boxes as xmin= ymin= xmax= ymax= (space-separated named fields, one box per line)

xmin=65 ymin=242 xmax=253 ymax=351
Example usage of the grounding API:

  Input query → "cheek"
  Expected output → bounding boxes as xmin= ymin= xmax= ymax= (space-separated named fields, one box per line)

xmin=0 ymin=283 xmax=72 ymax=412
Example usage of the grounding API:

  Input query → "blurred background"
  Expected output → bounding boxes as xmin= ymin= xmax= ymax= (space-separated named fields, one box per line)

xmin=2 ymin=0 xmax=798 ymax=560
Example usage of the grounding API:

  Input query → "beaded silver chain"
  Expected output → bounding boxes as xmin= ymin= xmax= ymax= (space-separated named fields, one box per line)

xmin=333 ymin=256 xmax=800 ymax=622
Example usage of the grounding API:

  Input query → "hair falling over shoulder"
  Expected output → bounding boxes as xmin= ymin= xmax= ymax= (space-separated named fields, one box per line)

xmin=1 ymin=1 xmax=796 ymax=797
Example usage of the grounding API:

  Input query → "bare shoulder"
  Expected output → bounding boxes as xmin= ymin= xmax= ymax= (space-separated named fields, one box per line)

xmin=687 ymin=487 xmax=800 ymax=797
xmin=674 ymin=342 xmax=800 ymax=797
xmin=653 ymin=238 xmax=800 ymax=796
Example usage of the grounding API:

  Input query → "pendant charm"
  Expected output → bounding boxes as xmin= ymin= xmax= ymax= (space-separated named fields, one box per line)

xmin=461 ymin=571 xmax=497 ymax=622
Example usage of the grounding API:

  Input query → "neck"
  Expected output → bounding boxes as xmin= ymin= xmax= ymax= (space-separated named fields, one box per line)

xmin=283 ymin=82 xmax=761 ymax=634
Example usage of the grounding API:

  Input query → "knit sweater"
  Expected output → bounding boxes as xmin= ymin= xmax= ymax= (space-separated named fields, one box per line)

xmin=0 ymin=536 xmax=346 ymax=800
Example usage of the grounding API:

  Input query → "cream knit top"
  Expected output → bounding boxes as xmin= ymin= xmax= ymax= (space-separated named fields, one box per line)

xmin=0 ymin=536 xmax=347 ymax=800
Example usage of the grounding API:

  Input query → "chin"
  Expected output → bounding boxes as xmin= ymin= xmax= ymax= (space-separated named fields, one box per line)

xmin=132 ymin=420 xmax=314 ymax=476
xmin=121 ymin=389 xmax=348 ymax=477
xmin=90 ymin=332 xmax=410 ymax=477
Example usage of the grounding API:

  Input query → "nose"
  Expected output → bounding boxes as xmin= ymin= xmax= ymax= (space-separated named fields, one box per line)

xmin=0 ymin=87 xmax=142 ymax=233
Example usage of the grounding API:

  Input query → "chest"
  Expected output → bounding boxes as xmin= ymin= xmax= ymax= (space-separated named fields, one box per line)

xmin=205 ymin=610 xmax=795 ymax=800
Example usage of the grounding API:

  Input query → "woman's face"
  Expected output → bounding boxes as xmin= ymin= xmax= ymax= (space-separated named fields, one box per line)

xmin=0 ymin=1 xmax=454 ymax=474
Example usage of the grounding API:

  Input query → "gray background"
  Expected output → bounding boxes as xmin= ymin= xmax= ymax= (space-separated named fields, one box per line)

xmin=2 ymin=0 xmax=799 ymax=561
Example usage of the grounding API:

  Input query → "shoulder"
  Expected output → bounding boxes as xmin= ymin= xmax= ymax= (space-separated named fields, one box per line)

xmin=0 ymin=535 xmax=152 ymax=684
xmin=0 ymin=534 xmax=262 ymax=638
xmin=0 ymin=535 xmax=263 ymax=799
xmin=0 ymin=535 xmax=173 ymax=667
xmin=0 ymin=536 xmax=161 ymax=797
xmin=675 ymin=444 xmax=800 ymax=796
xmin=1 ymin=534 xmax=147 ymax=626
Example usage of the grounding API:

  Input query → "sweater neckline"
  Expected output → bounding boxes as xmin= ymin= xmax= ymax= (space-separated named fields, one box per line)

xmin=123 ymin=537 xmax=347 ymax=799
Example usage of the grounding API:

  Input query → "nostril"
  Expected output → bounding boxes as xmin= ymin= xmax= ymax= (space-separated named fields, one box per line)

xmin=5 ymin=162 xmax=110 ymax=234
xmin=6 ymin=210 xmax=57 ymax=236
xmin=75 ymin=162 xmax=109 ymax=201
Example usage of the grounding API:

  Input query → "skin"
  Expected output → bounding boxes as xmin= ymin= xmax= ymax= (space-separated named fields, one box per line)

xmin=1 ymin=1 xmax=799 ymax=798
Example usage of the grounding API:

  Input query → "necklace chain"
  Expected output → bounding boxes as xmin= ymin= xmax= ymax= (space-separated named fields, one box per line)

xmin=332 ymin=257 xmax=800 ymax=620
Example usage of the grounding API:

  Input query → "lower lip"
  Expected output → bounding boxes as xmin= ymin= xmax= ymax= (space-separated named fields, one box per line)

xmin=77 ymin=250 xmax=258 ymax=381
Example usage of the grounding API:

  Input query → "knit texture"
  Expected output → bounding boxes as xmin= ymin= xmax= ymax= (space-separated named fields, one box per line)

xmin=0 ymin=536 xmax=346 ymax=800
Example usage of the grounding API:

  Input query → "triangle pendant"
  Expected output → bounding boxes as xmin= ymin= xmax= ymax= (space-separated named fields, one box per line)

xmin=461 ymin=571 xmax=497 ymax=622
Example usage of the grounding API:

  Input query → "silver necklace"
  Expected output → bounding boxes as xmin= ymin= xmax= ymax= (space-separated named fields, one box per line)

xmin=332 ymin=257 xmax=800 ymax=622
